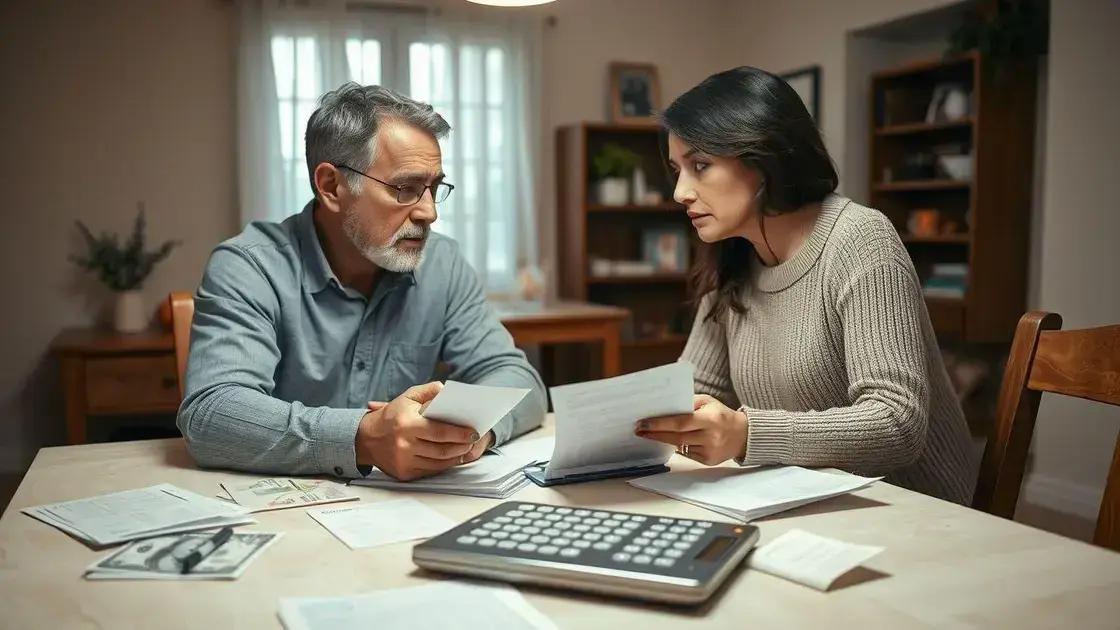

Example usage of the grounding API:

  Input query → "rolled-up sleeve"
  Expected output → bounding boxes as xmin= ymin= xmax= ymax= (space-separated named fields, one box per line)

xmin=439 ymin=246 xmax=547 ymax=445
xmin=176 ymin=245 xmax=368 ymax=477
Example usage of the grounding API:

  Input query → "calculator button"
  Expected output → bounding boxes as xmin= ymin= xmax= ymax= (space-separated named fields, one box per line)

xmin=545 ymin=514 xmax=562 ymax=521
xmin=538 ymin=545 xmax=559 ymax=555
xmin=612 ymin=528 xmax=630 ymax=536
xmin=652 ymin=539 xmax=671 ymax=548
xmin=497 ymin=540 xmax=518 ymax=549
xmin=502 ymin=524 xmax=521 ymax=533
xmin=573 ymin=524 xmax=591 ymax=532
xmin=622 ymin=521 xmax=640 ymax=529
xmin=555 ymin=507 xmax=573 ymax=514
xmin=682 ymin=534 xmax=700 ymax=543
xmin=531 ymin=535 xmax=550 ymax=544
xmin=689 ymin=528 xmax=705 ymax=536
xmin=478 ymin=538 xmax=497 ymax=547
xmin=517 ymin=543 xmax=538 ymax=552
xmin=584 ymin=518 xmax=601 ymax=526
xmin=592 ymin=511 xmax=609 ymax=518
xmin=697 ymin=522 xmax=712 ymax=529
xmin=661 ymin=532 xmax=679 ymax=541
xmin=604 ymin=535 xmax=622 ymax=544
xmin=523 ymin=527 xmax=541 ymax=535
xmin=672 ymin=541 xmax=691 ymax=550
xmin=669 ymin=526 xmax=687 ymax=533
xmin=562 ymin=515 xmax=581 ymax=523
xmin=551 ymin=538 xmax=572 ymax=547
xmin=612 ymin=552 xmax=632 ymax=562
xmin=574 ymin=509 xmax=591 ymax=516
xmin=511 ymin=533 xmax=529 ymax=542
xmin=650 ymin=524 xmax=666 ymax=532
xmin=572 ymin=540 xmax=592 ymax=548
xmin=518 ymin=504 xmax=534 ymax=510
xmin=630 ymin=515 xmax=648 ymax=522
xmin=643 ymin=547 xmax=661 ymax=557
xmin=494 ymin=516 xmax=511 ymax=523
xmin=482 ymin=523 xmax=500 ymax=530
xmin=543 ymin=528 xmax=561 ymax=537
xmin=554 ymin=522 xmax=572 ymax=530
xmin=593 ymin=526 xmax=610 ymax=534
xmin=470 ymin=528 xmax=488 ymax=537
xmin=507 ymin=510 xmax=524 ymax=518
xmin=560 ymin=548 xmax=581 ymax=558
xmin=654 ymin=557 xmax=676 ymax=567
xmin=582 ymin=533 xmax=602 ymax=541
xmin=678 ymin=520 xmax=694 ymax=526
xmin=624 ymin=545 xmax=641 ymax=553
xmin=603 ymin=520 xmax=622 ymax=529
xmin=664 ymin=549 xmax=684 ymax=558
xmin=537 ymin=506 xmax=554 ymax=513
xmin=514 ymin=518 xmax=531 ymax=526
xmin=633 ymin=537 xmax=651 ymax=546
xmin=533 ymin=520 xmax=551 ymax=528
xmin=456 ymin=536 xmax=477 ymax=545
xmin=593 ymin=542 xmax=612 ymax=551
xmin=633 ymin=555 xmax=652 ymax=564
xmin=491 ymin=531 xmax=509 ymax=539
xmin=658 ymin=517 xmax=674 ymax=524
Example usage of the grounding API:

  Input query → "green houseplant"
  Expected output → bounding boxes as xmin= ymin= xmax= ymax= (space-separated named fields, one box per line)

xmin=71 ymin=203 xmax=180 ymax=332
xmin=945 ymin=0 xmax=1048 ymax=75
xmin=592 ymin=143 xmax=642 ymax=206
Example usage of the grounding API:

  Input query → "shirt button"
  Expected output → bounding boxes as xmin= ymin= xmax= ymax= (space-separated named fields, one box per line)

xmin=356 ymin=361 xmax=366 ymax=371
xmin=333 ymin=466 xmax=344 ymax=475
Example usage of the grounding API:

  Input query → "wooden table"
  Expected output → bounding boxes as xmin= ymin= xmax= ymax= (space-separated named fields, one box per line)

xmin=2 ymin=421 xmax=1118 ymax=629
xmin=50 ymin=301 xmax=628 ymax=445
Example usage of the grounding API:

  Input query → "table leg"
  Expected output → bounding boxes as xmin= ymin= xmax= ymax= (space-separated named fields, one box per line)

xmin=60 ymin=356 xmax=88 ymax=444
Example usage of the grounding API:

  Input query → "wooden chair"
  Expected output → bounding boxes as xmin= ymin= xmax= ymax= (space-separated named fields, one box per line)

xmin=973 ymin=310 xmax=1120 ymax=551
xmin=167 ymin=292 xmax=195 ymax=400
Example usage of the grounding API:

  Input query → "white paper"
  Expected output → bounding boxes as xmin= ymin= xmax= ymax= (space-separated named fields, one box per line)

xmin=307 ymin=499 xmax=454 ymax=550
xmin=278 ymin=582 xmax=557 ymax=630
xmin=22 ymin=483 xmax=253 ymax=546
xmin=220 ymin=478 xmax=360 ymax=513
xmin=748 ymin=529 xmax=884 ymax=591
xmin=545 ymin=362 xmax=693 ymax=480
xmin=422 ymin=381 xmax=530 ymax=435
xmin=629 ymin=466 xmax=880 ymax=522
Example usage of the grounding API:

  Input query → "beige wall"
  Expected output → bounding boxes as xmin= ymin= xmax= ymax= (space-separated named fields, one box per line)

xmin=0 ymin=0 xmax=238 ymax=472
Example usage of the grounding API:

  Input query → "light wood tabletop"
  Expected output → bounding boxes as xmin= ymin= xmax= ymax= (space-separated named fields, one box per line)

xmin=2 ymin=421 xmax=1119 ymax=629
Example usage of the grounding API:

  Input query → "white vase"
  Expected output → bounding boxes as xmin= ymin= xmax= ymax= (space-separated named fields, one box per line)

xmin=596 ymin=178 xmax=629 ymax=206
xmin=113 ymin=290 xmax=148 ymax=333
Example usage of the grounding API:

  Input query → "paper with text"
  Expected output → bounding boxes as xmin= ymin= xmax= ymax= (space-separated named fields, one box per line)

xmin=748 ymin=529 xmax=884 ymax=590
xmin=307 ymin=499 xmax=454 ymax=550
xmin=422 ymin=381 xmax=530 ymax=435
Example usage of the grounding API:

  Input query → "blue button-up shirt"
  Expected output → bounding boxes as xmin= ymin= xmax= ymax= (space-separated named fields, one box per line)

xmin=177 ymin=202 xmax=546 ymax=477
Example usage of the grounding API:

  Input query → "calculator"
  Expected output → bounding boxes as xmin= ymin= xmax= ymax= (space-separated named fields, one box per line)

xmin=412 ymin=501 xmax=759 ymax=604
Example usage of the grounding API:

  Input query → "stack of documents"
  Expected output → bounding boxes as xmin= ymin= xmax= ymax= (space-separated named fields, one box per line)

xmin=279 ymin=581 xmax=557 ymax=630
xmin=84 ymin=531 xmax=281 ymax=580
xmin=351 ymin=436 xmax=553 ymax=499
xmin=219 ymin=478 xmax=360 ymax=512
xmin=22 ymin=483 xmax=254 ymax=547
xmin=629 ymin=466 xmax=880 ymax=522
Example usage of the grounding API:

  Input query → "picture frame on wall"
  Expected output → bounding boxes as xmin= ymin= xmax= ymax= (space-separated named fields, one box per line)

xmin=779 ymin=65 xmax=821 ymax=123
xmin=641 ymin=226 xmax=689 ymax=273
xmin=608 ymin=62 xmax=661 ymax=123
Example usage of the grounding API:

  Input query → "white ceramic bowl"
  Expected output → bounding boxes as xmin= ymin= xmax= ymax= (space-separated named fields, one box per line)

xmin=938 ymin=154 xmax=972 ymax=181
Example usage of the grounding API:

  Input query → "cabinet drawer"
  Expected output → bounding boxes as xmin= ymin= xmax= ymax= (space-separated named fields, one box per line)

xmin=85 ymin=355 xmax=180 ymax=414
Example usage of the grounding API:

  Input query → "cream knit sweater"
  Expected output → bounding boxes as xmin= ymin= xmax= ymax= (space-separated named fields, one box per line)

xmin=682 ymin=194 xmax=977 ymax=504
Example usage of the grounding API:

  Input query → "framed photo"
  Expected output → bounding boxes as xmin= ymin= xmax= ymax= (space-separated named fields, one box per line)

xmin=642 ymin=226 xmax=689 ymax=273
xmin=779 ymin=65 xmax=820 ymax=123
xmin=609 ymin=62 xmax=661 ymax=123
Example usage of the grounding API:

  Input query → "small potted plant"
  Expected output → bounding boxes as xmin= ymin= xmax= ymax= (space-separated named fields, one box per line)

xmin=592 ymin=143 xmax=641 ymax=206
xmin=71 ymin=203 xmax=180 ymax=333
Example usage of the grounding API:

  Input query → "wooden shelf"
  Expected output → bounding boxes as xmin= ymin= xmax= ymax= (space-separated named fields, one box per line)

xmin=622 ymin=334 xmax=688 ymax=349
xmin=873 ymin=179 xmax=971 ymax=192
xmin=902 ymin=233 xmax=971 ymax=244
xmin=875 ymin=118 xmax=973 ymax=136
xmin=872 ymin=51 xmax=976 ymax=81
xmin=587 ymin=273 xmax=688 ymax=285
xmin=587 ymin=203 xmax=683 ymax=213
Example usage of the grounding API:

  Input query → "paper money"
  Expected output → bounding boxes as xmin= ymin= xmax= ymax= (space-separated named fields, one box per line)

xmin=85 ymin=531 xmax=281 ymax=580
xmin=220 ymin=478 xmax=360 ymax=512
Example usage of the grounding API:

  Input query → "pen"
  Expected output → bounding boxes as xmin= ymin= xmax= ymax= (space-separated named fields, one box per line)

xmin=179 ymin=526 xmax=234 ymax=574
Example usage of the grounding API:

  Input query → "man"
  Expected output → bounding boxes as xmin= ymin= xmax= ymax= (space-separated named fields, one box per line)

xmin=177 ymin=83 xmax=546 ymax=481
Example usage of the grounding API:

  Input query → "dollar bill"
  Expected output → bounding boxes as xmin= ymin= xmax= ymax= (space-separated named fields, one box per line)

xmin=220 ymin=478 xmax=360 ymax=512
xmin=85 ymin=531 xmax=281 ymax=580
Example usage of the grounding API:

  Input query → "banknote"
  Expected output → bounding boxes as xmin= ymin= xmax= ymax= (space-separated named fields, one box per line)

xmin=85 ymin=531 xmax=281 ymax=580
xmin=220 ymin=478 xmax=360 ymax=512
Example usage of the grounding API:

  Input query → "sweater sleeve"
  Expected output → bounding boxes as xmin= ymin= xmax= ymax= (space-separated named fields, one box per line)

xmin=681 ymin=292 xmax=741 ymax=409
xmin=739 ymin=261 xmax=930 ymax=475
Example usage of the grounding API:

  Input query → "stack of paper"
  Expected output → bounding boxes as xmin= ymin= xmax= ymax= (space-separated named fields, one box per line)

xmin=219 ymin=478 xmax=359 ymax=512
xmin=279 ymin=582 xmax=557 ymax=630
xmin=84 ymin=531 xmax=282 ymax=580
xmin=22 ymin=483 xmax=254 ymax=547
xmin=351 ymin=436 xmax=553 ymax=499
xmin=308 ymin=498 xmax=454 ymax=550
xmin=629 ymin=466 xmax=880 ymax=522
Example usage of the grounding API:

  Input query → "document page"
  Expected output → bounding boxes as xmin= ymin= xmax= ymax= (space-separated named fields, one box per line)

xmin=545 ymin=362 xmax=693 ymax=480
xmin=307 ymin=499 xmax=454 ymax=550
xmin=422 ymin=381 xmax=530 ymax=435
xmin=748 ymin=529 xmax=884 ymax=591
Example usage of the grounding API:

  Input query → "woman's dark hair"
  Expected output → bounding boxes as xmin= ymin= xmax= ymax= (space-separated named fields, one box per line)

xmin=660 ymin=66 xmax=838 ymax=322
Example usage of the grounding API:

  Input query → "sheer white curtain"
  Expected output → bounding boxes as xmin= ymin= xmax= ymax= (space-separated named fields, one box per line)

xmin=236 ymin=0 xmax=541 ymax=291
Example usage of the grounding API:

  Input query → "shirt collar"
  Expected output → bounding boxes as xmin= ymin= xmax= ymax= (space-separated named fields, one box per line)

xmin=297 ymin=200 xmax=418 ymax=296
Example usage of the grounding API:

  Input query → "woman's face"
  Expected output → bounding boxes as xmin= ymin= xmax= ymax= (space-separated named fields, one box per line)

xmin=667 ymin=133 xmax=762 ymax=243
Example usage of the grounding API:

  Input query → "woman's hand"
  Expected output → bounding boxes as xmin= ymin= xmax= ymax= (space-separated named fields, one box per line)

xmin=634 ymin=395 xmax=748 ymax=465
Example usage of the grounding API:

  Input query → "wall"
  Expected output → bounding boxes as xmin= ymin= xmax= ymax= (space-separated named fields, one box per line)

xmin=0 ymin=0 xmax=238 ymax=474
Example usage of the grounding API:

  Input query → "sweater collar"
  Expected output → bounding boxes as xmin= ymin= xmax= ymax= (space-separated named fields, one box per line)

xmin=751 ymin=193 xmax=849 ymax=293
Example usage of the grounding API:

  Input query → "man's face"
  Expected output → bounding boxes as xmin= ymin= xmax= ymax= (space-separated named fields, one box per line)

xmin=342 ymin=119 xmax=443 ymax=272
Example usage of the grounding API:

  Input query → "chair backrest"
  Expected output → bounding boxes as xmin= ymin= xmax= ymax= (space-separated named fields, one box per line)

xmin=167 ymin=292 xmax=196 ymax=400
xmin=973 ymin=310 xmax=1120 ymax=551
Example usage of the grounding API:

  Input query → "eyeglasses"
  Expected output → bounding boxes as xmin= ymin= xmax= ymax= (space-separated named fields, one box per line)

xmin=335 ymin=165 xmax=454 ymax=206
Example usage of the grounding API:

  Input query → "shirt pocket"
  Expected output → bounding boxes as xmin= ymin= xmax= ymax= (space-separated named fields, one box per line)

xmin=387 ymin=339 xmax=442 ymax=398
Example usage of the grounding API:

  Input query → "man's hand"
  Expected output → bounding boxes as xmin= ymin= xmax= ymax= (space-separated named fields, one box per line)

xmin=355 ymin=382 xmax=489 ymax=481
xmin=633 ymin=394 xmax=748 ymax=465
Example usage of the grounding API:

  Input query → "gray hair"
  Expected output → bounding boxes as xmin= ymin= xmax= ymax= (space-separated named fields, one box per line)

xmin=305 ymin=82 xmax=451 ymax=196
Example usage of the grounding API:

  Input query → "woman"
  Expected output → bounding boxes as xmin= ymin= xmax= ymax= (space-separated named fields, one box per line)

xmin=634 ymin=66 xmax=976 ymax=504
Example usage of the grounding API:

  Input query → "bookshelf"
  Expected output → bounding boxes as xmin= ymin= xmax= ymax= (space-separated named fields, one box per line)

xmin=556 ymin=122 xmax=695 ymax=375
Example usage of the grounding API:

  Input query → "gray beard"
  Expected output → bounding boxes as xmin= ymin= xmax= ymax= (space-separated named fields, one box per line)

xmin=343 ymin=211 xmax=429 ymax=273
